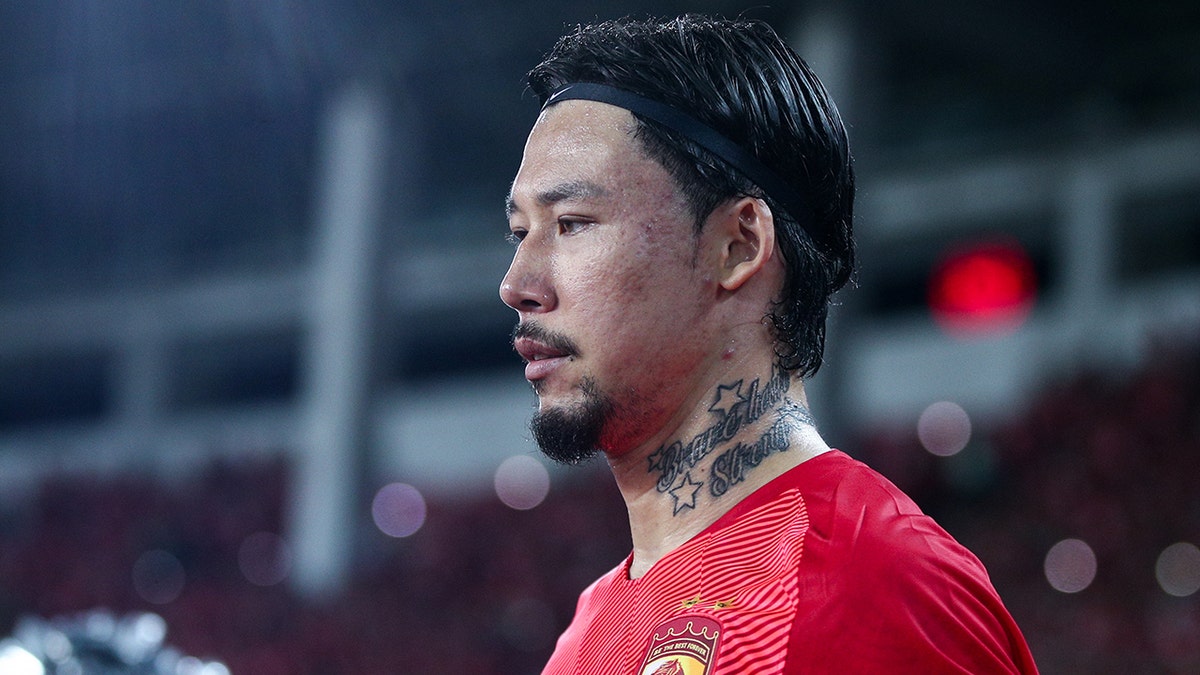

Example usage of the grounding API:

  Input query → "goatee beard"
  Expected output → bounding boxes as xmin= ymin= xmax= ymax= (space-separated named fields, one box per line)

xmin=530 ymin=377 xmax=612 ymax=465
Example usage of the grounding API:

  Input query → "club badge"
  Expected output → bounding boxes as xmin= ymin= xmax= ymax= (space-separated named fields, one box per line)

xmin=638 ymin=615 xmax=721 ymax=675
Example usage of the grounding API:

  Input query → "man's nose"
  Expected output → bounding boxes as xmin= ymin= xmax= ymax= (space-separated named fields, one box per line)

xmin=499 ymin=248 xmax=556 ymax=313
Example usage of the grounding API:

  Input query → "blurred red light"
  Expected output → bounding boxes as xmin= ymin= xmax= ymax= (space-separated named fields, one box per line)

xmin=929 ymin=239 xmax=1037 ymax=336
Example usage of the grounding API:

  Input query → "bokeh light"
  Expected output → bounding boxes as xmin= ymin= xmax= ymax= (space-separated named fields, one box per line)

xmin=125 ymin=612 xmax=167 ymax=654
xmin=494 ymin=455 xmax=551 ymax=510
xmin=1156 ymin=542 xmax=1200 ymax=597
xmin=131 ymin=549 xmax=186 ymax=605
xmin=177 ymin=657 xmax=232 ymax=675
xmin=238 ymin=532 xmax=293 ymax=587
xmin=372 ymin=482 xmax=427 ymax=538
xmin=0 ymin=642 xmax=44 ymax=675
xmin=1044 ymin=538 xmax=1097 ymax=593
xmin=917 ymin=401 xmax=972 ymax=457
xmin=929 ymin=239 xmax=1037 ymax=336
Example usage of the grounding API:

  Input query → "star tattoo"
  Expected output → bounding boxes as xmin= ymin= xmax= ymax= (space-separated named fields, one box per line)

xmin=668 ymin=472 xmax=704 ymax=515
xmin=708 ymin=380 xmax=746 ymax=415
xmin=647 ymin=445 xmax=665 ymax=472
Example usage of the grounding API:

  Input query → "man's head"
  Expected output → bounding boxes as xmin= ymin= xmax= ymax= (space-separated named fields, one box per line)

xmin=502 ymin=15 xmax=854 ymax=463
xmin=526 ymin=15 xmax=856 ymax=378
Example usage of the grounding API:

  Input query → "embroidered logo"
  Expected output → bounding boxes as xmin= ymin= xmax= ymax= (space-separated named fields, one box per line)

xmin=638 ymin=615 xmax=721 ymax=675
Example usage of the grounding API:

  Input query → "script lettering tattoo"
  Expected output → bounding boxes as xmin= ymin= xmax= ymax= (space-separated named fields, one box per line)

xmin=776 ymin=399 xmax=815 ymax=428
xmin=648 ymin=368 xmax=791 ymax=515
xmin=708 ymin=400 xmax=812 ymax=498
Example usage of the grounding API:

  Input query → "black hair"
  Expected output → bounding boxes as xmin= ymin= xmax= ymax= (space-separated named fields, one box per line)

xmin=527 ymin=15 xmax=855 ymax=378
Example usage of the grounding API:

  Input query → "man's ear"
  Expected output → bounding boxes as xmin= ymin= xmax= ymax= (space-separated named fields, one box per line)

xmin=715 ymin=197 xmax=776 ymax=292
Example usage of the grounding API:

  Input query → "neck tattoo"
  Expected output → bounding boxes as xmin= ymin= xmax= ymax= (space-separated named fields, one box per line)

xmin=646 ymin=368 xmax=814 ymax=516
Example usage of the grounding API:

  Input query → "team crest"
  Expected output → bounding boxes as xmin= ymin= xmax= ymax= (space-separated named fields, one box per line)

xmin=638 ymin=616 xmax=721 ymax=675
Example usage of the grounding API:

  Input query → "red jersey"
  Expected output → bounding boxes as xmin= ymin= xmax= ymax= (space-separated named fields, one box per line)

xmin=543 ymin=450 xmax=1037 ymax=674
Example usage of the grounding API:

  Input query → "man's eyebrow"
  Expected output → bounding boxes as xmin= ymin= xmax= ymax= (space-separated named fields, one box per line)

xmin=506 ymin=180 xmax=608 ymax=219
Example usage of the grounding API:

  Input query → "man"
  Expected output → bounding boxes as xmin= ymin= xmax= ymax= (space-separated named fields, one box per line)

xmin=500 ymin=15 xmax=1037 ymax=674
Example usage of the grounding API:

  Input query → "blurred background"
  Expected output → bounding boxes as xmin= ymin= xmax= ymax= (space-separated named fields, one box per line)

xmin=1 ymin=0 xmax=1198 ymax=672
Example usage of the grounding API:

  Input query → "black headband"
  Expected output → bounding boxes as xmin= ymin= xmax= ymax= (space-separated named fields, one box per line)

xmin=544 ymin=82 xmax=812 ymax=239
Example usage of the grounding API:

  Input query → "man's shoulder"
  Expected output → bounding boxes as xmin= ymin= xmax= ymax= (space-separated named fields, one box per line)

xmin=784 ymin=450 xmax=990 ymax=585
xmin=783 ymin=453 xmax=1038 ymax=673
xmin=788 ymin=449 xmax=920 ymax=511
xmin=709 ymin=449 xmax=944 ymax=564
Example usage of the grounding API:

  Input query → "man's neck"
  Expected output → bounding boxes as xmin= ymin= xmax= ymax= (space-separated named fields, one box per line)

xmin=605 ymin=364 xmax=830 ymax=579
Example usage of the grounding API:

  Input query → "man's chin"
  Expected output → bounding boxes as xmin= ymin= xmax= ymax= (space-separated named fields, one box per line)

xmin=530 ymin=378 xmax=612 ymax=465
xmin=531 ymin=413 xmax=601 ymax=465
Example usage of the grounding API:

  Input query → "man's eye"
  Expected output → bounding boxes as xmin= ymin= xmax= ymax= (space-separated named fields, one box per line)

xmin=558 ymin=218 xmax=591 ymax=234
xmin=506 ymin=230 xmax=527 ymax=245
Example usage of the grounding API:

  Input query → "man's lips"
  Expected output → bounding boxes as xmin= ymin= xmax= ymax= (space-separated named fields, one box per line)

xmin=513 ymin=336 xmax=569 ymax=362
xmin=513 ymin=336 xmax=571 ymax=381
xmin=511 ymin=323 xmax=580 ymax=382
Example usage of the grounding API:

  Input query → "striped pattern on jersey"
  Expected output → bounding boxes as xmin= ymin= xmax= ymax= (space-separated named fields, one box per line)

xmin=542 ymin=486 xmax=809 ymax=674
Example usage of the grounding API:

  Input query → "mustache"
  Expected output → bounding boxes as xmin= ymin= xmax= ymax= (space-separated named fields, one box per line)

xmin=511 ymin=322 xmax=581 ymax=357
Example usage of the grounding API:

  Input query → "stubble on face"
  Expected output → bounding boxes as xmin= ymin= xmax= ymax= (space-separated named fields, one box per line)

xmin=512 ymin=322 xmax=611 ymax=464
xmin=530 ymin=375 xmax=614 ymax=465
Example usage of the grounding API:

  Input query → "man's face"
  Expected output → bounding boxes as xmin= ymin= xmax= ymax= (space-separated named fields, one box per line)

xmin=501 ymin=100 xmax=721 ymax=463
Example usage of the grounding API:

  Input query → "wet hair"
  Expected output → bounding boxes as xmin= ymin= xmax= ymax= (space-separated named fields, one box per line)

xmin=527 ymin=15 xmax=855 ymax=377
